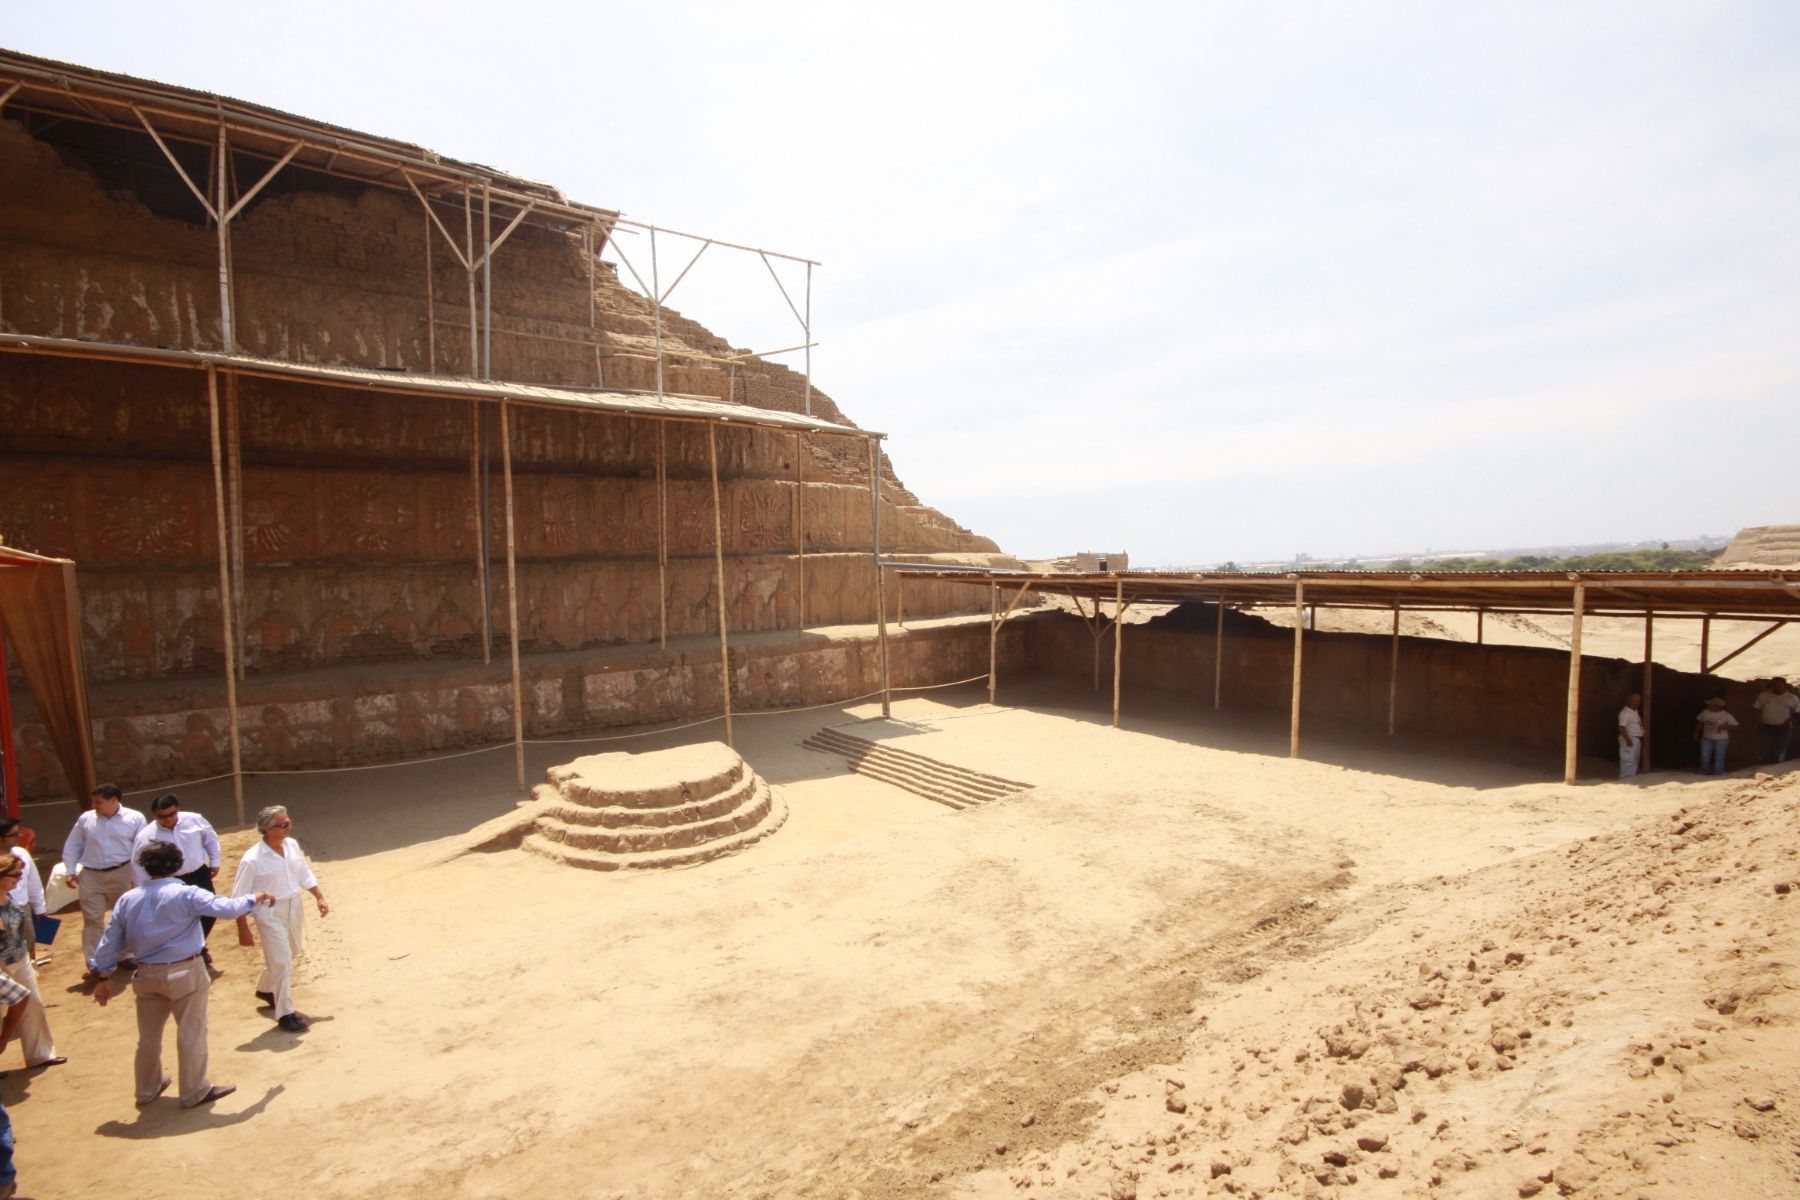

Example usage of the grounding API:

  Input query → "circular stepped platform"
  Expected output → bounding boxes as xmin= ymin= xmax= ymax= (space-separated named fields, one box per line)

xmin=457 ymin=742 xmax=787 ymax=872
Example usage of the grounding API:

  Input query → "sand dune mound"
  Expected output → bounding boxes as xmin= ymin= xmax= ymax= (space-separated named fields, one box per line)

xmin=1715 ymin=524 xmax=1800 ymax=569
xmin=457 ymin=742 xmax=787 ymax=871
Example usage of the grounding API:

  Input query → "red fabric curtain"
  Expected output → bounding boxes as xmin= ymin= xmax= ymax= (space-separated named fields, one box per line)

xmin=0 ymin=558 xmax=97 ymax=805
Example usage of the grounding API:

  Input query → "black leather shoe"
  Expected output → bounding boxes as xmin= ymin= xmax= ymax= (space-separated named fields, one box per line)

xmin=277 ymin=1013 xmax=309 ymax=1033
xmin=255 ymin=991 xmax=275 ymax=1006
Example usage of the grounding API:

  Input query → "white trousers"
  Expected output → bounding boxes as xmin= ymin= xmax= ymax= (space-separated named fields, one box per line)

xmin=0 ymin=956 xmax=57 ymax=1066
xmin=253 ymin=895 xmax=306 ymax=1018
xmin=1619 ymin=736 xmax=1642 ymax=778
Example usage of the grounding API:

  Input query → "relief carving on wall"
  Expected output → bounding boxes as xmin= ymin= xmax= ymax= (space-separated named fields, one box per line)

xmin=92 ymin=479 xmax=203 ymax=563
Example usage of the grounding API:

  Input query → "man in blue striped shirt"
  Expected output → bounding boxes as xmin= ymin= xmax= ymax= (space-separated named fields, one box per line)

xmin=91 ymin=842 xmax=274 ymax=1109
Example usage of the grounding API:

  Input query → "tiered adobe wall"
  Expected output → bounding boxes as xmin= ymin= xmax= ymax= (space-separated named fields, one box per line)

xmin=0 ymin=111 xmax=1011 ymax=797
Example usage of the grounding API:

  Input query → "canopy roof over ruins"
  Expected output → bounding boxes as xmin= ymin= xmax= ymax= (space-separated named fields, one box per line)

xmin=901 ymin=567 xmax=1800 ymax=622
xmin=0 ymin=333 xmax=874 ymax=438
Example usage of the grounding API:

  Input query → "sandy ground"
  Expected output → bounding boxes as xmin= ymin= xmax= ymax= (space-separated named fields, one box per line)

xmin=10 ymin=678 xmax=1798 ymax=1199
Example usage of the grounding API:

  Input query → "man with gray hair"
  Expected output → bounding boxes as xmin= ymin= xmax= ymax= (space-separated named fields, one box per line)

xmin=90 ymin=840 xmax=274 ymax=1108
xmin=232 ymin=806 xmax=329 ymax=1033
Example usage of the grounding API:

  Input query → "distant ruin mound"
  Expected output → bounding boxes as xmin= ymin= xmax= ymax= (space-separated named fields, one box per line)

xmin=459 ymin=743 xmax=786 ymax=871
xmin=1714 ymin=525 xmax=1800 ymax=569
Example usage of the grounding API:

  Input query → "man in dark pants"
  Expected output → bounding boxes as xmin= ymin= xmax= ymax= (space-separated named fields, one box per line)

xmin=131 ymin=795 xmax=224 ymax=967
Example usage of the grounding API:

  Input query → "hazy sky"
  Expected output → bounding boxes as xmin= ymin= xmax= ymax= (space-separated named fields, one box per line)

xmin=10 ymin=3 xmax=1799 ymax=564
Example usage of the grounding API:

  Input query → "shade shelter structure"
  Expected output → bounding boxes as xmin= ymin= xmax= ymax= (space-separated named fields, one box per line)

xmin=891 ymin=567 xmax=1800 ymax=784
xmin=0 ymin=543 xmax=98 ymax=815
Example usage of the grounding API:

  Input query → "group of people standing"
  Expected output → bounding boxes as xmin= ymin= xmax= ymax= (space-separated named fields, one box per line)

xmin=44 ymin=788 xmax=329 ymax=1105
xmin=1617 ymin=676 xmax=1800 ymax=778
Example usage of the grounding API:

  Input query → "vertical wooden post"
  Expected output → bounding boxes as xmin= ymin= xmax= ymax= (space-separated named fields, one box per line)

xmin=869 ymin=438 xmax=890 ymax=718
xmin=793 ymin=431 xmax=806 ymax=635
xmin=656 ymin=422 xmax=668 ymax=650
xmin=1700 ymin=615 xmax=1711 ymax=673
xmin=1564 ymin=581 xmax=1586 ymax=786
xmin=1387 ymin=603 xmax=1400 ymax=736
xmin=463 ymin=186 xmax=478 ymax=377
xmin=1111 ymin=579 xmax=1125 ymax=728
xmin=1476 ymin=607 xmax=1484 ymax=645
xmin=1213 ymin=595 xmax=1224 ymax=710
xmin=1641 ymin=612 xmax=1655 ymax=772
xmin=215 ymin=124 xmax=234 ymax=353
xmin=0 ymin=632 xmax=18 ymax=819
xmin=224 ymin=372 xmax=246 ymax=682
xmin=205 ymin=367 xmax=245 ymax=824
xmin=988 ymin=583 xmax=1000 ymax=703
xmin=896 ymin=570 xmax=906 ymax=627
xmin=708 ymin=425 xmax=734 ymax=745
xmin=1289 ymin=581 xmax=1305 ymax=758
xmin=500 ymin=402 xmax=525 ymax=794
xmin=585 ymin=222 xmax=602 ymax=386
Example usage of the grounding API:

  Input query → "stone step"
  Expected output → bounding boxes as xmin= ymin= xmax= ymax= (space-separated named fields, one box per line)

xmin=801 ymin=729 xmax=1029 ymax=811
xmin=539 ymin=770 xmax=760 ymax=830
xmin=545 ymin=750 xmax=743 ymax=811
xmin=532 ymin=779 xmax=774 ymax=854
xmin=521 ymin=787 xmax=788 ymax=872
xmin=805 ymin=729 xmax=1026 ymax=796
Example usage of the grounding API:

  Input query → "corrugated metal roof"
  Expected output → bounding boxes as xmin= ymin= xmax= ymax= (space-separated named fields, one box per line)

xmin=901 ymin=567 xmax=1800 ymax=620
xmin=0 ymin=334 xmax=876 ymax=438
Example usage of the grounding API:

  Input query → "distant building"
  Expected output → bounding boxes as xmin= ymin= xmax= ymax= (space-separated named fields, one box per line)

xmin=1075 ymin=551 xmax=1129 ymax=573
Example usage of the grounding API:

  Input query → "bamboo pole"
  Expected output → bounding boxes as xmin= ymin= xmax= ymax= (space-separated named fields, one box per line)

xmin=870 ymin=439 xmax=890 ymax=718
xmin=896 ymin=569 xmax=905 ymax=627
xmin=1705 ymin=620 xmax=1783 ymax=675
xmin=1641 ymin=612 xmax=1655 ymax=772
xmin=1700 ymin=615 xmax=1710 ymax=673
xmin=500 ymin=401 xmax=525 ymax=794
xmin=1564 ymin=581 xmax=1586 ymax=786
xmin=481 ymin=182 xmax=492 ymax=379
xmin=651 ymin=228 xmax=664 ymax=399
xmin=708 ymin=425 xmax=734 ymax=745
xmin=0 ymin=632 xmax=18 ymax=819
xmin=224 ymin=371 xmax=246 ymax=682
xmin=656 ymin=422 xmax=668 ymax=650
xmin=205 ymin=367 xmax=245 ymax=824
xmin=215 ymin=123 xmax=234 ymax=352
xmin=1388 ymin=603 xmax=1400 ymax=736
xmin=1289 ymin=581 xmax=1305 ymax=758
xmin=1111 ymin=579 xmax=1125 ymax=728
xmin=463 ymin=186 xmax=478 ymax=376
xmin=1213 ymin=596 xmax=1224 ymax=710
xmin=1476 ymin=607 xmax=1484 ymax=645
xmin=585 ymin=222 xmax=601 ymax=386
xmin=988 ymin=583 xmax=1000 ymax=703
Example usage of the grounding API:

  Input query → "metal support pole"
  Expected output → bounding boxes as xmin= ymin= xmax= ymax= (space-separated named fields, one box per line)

xmin=224 ymin=372 xmax=246 ymax=681
xmin=1111 ymin=580 xmax=1126 ymax=728
xmin=1213 ymin=596 xmax=1224 ymax=711
xmin=1289 ymin=581 xmax=1305 ymax=758
xmin=481 ymin=182 xmax=492 ymax=379
xmin=794 ymin=431 xmax=806 ymax=635
xmin=205 ymin=367 xmax=245 ymax=824
xmin=1387 ymin=603 xmax=1400 ymax=736
xmin=215 ymin=123 xmax=234 ymax=352
xmin=988 ymin=583 xmax=1000 ymax=703
xmin=656 ymin=422 xmax=668 ymax=650
xmin=471 ymin=401 xmax=489 ymax=664
xmin=1564 ymin=581 xmax=1585 ymax=786
xmin=1641 ymin=612 xmax=1655 ymax=772
xmin=500 ymin=402 xmax=525 ymax=794
xmin=708 ymin=426 xmax=734 ymax=746
xmin=870 ymin=439 xmax=890 ymax=718
xmin=0 ymin=631 xmax=20 ymax=818
xmin=802 ymin=262 xmax=813 ymax=416
xmin=424 ymin=204 xmax=436 ymax=371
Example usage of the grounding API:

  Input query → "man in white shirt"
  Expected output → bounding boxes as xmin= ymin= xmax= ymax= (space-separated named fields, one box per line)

xmin=1751 ymin=677 xmax=1800 ymax=764
xmin=132 ymin=794 xmax=224 ymax=966
xmin=61 ymin=784 xmax=147 ymax=971
xmin=232 ymin=805 xmax=329 ymax=1033
xmin=1694 ymin=696 xmax=1739 ymax=776
xmin=1617 ymin=693 xmax=1646 ymax=778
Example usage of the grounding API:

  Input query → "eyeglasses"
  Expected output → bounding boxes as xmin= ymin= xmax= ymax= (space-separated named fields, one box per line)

xmin=270 ymin=821 xmax=292 ymax=829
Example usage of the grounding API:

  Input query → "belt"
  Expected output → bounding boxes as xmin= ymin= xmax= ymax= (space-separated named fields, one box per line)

xmin=139 ymin=954 xmax=202 ymax=968
xmin=89 ymin=861 xmax=132 ymax=872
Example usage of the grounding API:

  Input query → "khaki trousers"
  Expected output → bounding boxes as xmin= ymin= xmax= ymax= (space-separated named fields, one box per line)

xmin=78 ymin=864 xmax=133 ymax=965
xmin=253 ymin=895 xmax=306 ymax=1018
xmin=131 ymin=957 xmax=214 ymax=1107
xmin=0 ymin=957 xmax=56 ymax=1066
